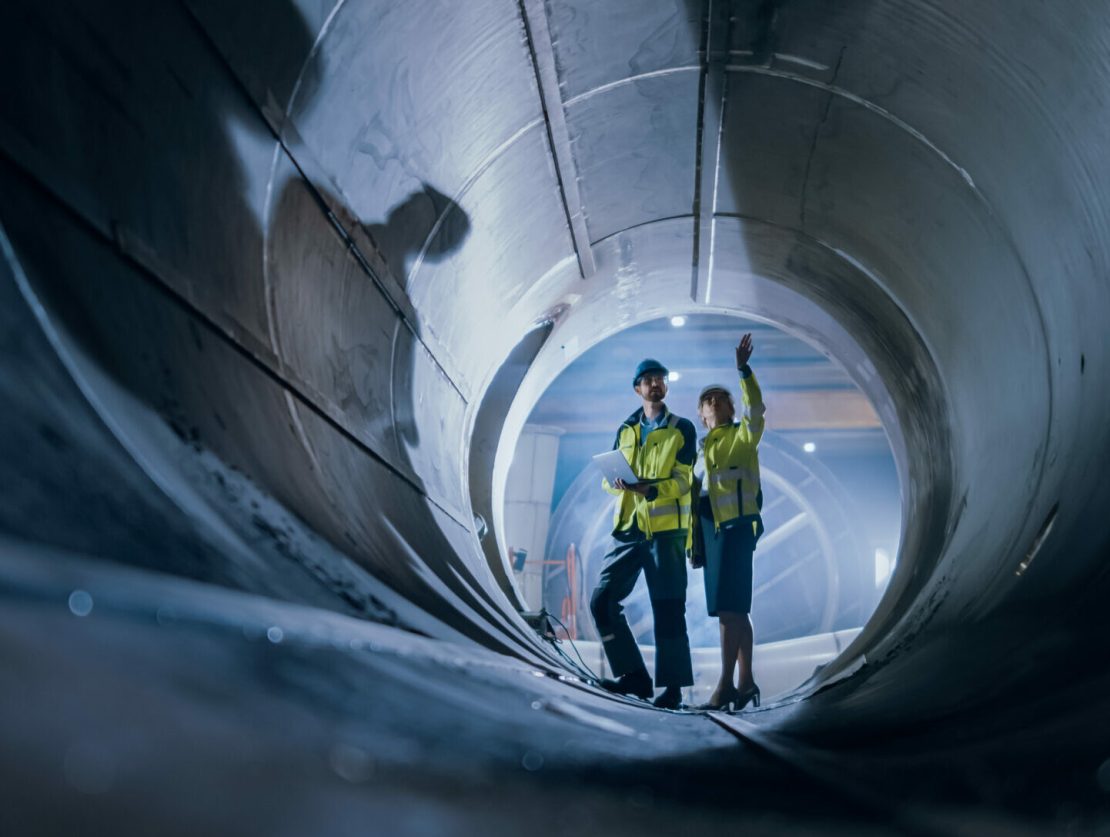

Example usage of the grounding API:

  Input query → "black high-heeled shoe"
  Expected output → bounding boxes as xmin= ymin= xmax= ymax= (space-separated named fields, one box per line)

xmin=732 ymin=683 xmax=760 ymax=711
xmin=696 ymin=684 xmax=760 ymax=712
xmin=695 ymin=686 xmax=740 ymax=711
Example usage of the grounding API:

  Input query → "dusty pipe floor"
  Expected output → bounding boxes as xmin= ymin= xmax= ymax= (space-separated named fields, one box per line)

xmin=5 ymin=543 xmax=1108 ymax=836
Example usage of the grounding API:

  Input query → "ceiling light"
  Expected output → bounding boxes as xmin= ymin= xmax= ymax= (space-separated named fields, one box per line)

xmin=668 ymin=371 xmax=681 ymax=381
xmin=803 ymin=442 xmax=816 ymax=453
xmin=670 ymin=315 xmax=686 ymax=327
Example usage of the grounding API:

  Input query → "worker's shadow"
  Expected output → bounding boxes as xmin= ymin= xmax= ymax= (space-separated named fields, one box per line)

xmin=267 ymin=174 xmax=472 ymax=470
xmin=270 ymin=173 xmax=526 ymax=643
xmin=365 ymin=183 xmax=472 ymax=282
xmin=266 ymin=112 xmax=525 ymax=648
xmin=3 ymin=0 xmax=515 ymax=647
xmin=183 ymin=0 xmax=505 ymax=647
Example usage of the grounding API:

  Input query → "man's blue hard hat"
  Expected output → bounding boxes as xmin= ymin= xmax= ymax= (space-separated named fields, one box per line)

xmin=633 ymin=358 xmax=669 ymax=386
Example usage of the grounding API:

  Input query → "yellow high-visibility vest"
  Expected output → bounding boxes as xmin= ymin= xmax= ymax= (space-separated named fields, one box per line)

xmin=701 ymin=370 xmax=765 ymax=532
xmin=602 ymin=408 xmax=696 ymax=538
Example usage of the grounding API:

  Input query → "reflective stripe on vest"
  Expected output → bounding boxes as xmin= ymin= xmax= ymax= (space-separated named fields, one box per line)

xmin=716 ymin=499 xmax=740 ymax=516
xmin=649 ymin=503 xmax=691 ymax=518
xmin=707 ymin=466 xmax=759 ymax=487
xmin=609 ymin=413 xmax=694 ymax=537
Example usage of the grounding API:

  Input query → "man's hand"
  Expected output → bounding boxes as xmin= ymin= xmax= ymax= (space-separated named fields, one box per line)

xmin=614 ymin=478 xmax=651 ymax=496
xmin=735 ymin=333 xmax=754 ymax=368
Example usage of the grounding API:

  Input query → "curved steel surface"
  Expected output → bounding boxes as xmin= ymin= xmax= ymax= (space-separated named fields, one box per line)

xmin=2 ymin=0 xmax=1109 ymax=830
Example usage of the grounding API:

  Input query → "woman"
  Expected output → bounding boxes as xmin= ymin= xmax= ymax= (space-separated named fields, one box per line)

xmin=690 ymin=333 xmax=766 ymax=711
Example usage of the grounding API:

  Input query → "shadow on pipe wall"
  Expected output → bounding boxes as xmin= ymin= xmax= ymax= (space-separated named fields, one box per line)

xmin=0 ymin=0 xmax=550 ymax=659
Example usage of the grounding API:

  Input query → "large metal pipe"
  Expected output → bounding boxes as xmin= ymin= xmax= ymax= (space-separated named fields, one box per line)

xmin=2 ymin=0 xmax=1110 ymax=830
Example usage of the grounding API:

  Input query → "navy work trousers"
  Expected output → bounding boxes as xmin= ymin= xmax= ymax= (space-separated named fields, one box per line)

xmin=589 ymin=532 xmax=694 ymax=688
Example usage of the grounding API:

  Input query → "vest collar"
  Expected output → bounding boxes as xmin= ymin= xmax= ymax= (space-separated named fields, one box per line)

xmin=624 ymin=403 xmax=672 ymax=428
xmin=704 ymin=420 xmax=741 ymax=440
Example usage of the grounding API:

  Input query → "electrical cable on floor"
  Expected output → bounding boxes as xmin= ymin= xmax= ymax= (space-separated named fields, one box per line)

xmin=550 ymin=640 xmax=594 ymax=682
xmin=535 ymin=610 xmax=703 ymax=713
xmin=542 ymin=609 xmax=601 ymax=684
xmin=546 ymin=631 xmax=597 ymax=683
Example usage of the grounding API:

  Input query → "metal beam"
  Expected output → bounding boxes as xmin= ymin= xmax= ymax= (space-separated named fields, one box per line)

xmin=518 ymin=0 xmax=596 ymax=278
xmin=691 ymin=0 xmax=731 ymax=303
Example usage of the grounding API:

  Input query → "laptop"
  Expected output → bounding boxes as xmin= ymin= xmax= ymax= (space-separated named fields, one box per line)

xmin=591 ymin=450 xmax=662 ymax=486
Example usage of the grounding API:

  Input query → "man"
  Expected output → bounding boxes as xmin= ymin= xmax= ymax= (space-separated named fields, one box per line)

xmin=590 ymin=358 xmax=696 ymax=709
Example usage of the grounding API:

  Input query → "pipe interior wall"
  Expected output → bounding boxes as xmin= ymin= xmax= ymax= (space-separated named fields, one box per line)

xmin=2 ymin=0 xmax=1110 ymax=826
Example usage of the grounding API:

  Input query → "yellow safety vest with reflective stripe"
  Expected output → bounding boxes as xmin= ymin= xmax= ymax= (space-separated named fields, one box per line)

xmin=702 ymin=369 xmax=766 ymax=532
xmin=602 ymin=407 xmax=697 ymax=538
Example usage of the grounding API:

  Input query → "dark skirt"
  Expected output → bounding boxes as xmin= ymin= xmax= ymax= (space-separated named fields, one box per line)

xmin=698 ymin=496 xmax=755 ymax=616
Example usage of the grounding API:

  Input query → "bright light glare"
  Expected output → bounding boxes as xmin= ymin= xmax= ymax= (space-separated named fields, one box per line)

xmin=668 ymin=371 xmax=681 ymax=382
xmin=670 ymin=315 xmax=686 ymax=327
xmin=803 ymin=441 xmax=816 ymax=453
xmin=875 ymin=548 xmax=892 ymax=587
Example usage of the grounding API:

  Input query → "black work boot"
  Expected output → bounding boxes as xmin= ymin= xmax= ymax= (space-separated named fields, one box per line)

xmin=598 ymin=668 xmax=653 ymax=700
xmin=652 ymin=686 xmax=684 ymax=710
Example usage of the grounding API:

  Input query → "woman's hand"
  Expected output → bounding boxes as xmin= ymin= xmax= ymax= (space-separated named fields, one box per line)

xmin=735 ymin=332 xmax=754 ymax=368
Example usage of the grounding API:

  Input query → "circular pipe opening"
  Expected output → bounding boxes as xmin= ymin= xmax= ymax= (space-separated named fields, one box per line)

xmin=497 ymin=313 xmax=903 ymax=703
xmin=471 ymin=229 xmax=954 ymax=696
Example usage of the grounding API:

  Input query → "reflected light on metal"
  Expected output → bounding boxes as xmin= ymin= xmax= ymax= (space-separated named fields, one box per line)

xmin=874 ymin=548 xmax=893 ymax=588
